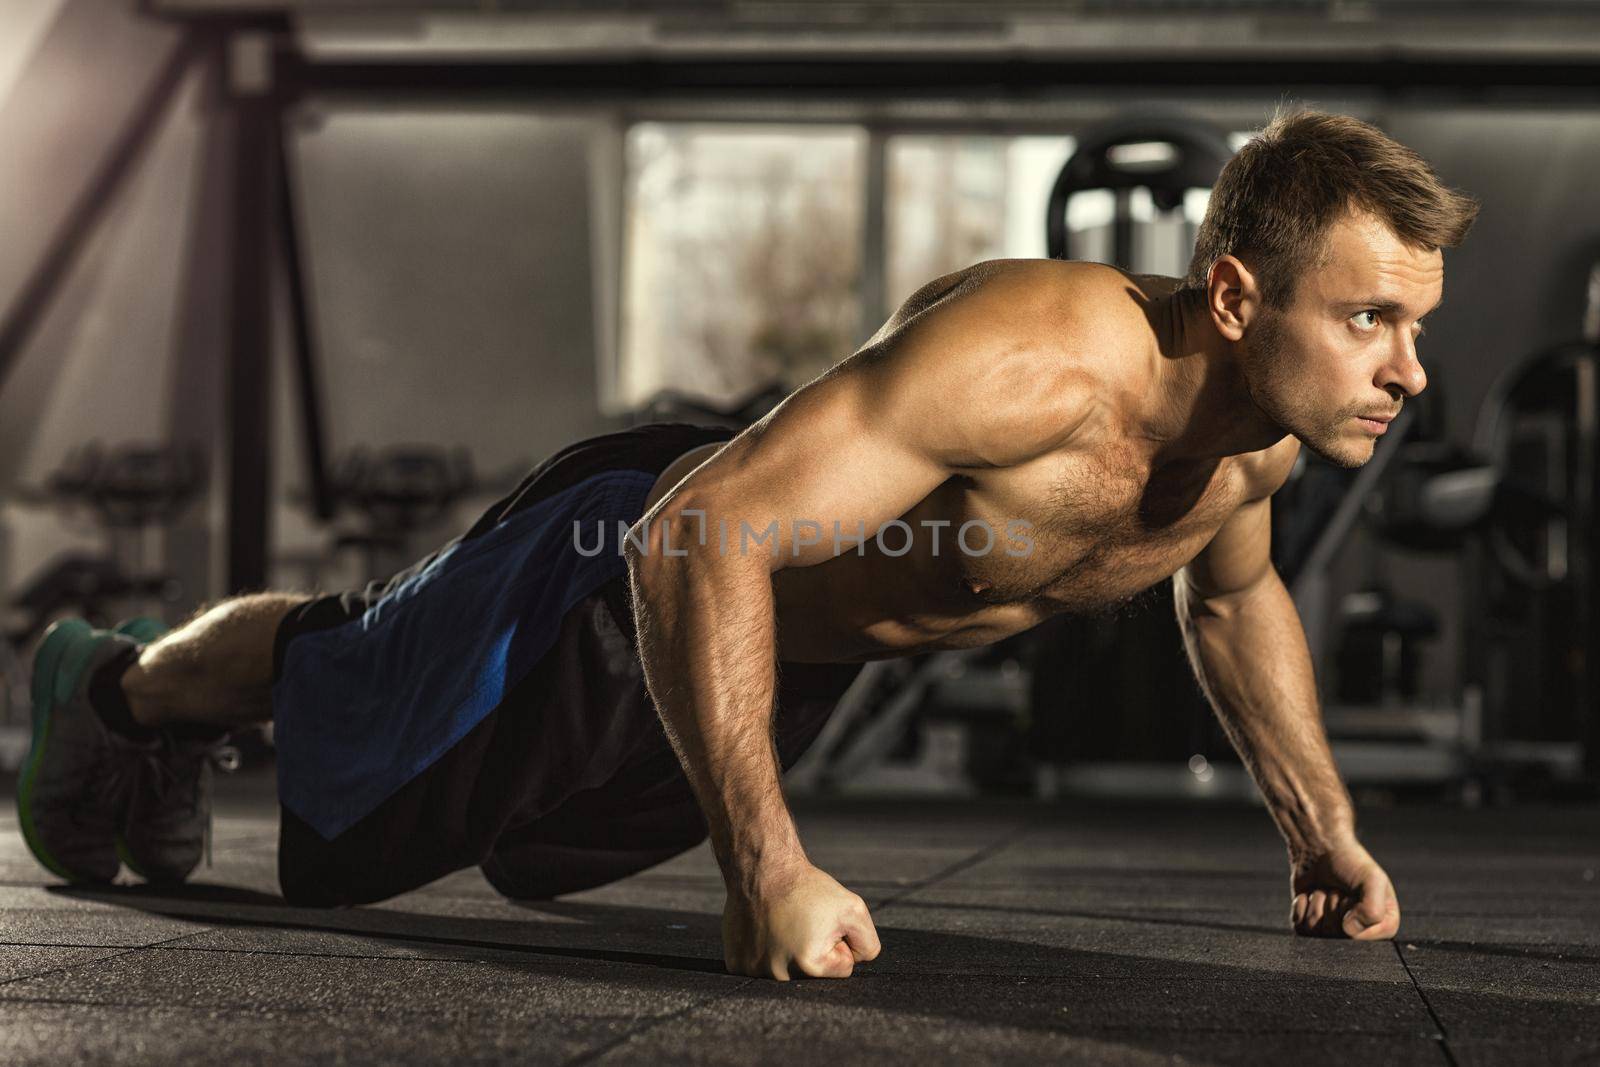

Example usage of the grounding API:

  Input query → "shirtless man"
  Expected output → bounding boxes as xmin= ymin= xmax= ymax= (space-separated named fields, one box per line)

xmin=17 ymin=109 xmax=1476 ymax=982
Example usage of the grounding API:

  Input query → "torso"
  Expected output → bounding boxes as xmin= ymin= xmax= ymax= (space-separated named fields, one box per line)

xmin=644 ymin=262 xmax=1296 ymax=663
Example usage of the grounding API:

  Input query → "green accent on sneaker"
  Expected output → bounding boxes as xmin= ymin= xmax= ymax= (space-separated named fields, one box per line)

xmin=17 ymin=620 xmax=100 ymax=883
xmin=113 ymin=617 xmax=169 ymax=645
xmin=54 ymin=627 xmax=109 ymax=706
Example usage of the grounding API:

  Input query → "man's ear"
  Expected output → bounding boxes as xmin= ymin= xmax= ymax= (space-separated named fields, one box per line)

xmin=1205 ymin=255 xmax=1261 ymax=342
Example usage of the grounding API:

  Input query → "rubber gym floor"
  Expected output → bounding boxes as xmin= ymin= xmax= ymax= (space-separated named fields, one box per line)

xmin=0 ymin=772 xmax=1594 ymax=1065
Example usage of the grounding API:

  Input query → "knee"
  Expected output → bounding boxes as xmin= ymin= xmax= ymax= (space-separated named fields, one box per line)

xmin=481 ymin=837 xmax=706 ymax=901
xmin=278 ymin=853 xmax=348 ymax=908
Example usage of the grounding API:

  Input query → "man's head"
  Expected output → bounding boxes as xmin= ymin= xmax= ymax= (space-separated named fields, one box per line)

xmin=1186 ymin=109 xmax=1478 ymax=467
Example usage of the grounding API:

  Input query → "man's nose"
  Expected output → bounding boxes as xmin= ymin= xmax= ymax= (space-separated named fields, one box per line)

xmin=1378 ymin=335 xmax=1427 ymax=398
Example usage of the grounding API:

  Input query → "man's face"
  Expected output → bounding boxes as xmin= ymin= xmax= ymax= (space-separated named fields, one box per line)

xmin=1241 ymin=211 xmax=1444 ymax=468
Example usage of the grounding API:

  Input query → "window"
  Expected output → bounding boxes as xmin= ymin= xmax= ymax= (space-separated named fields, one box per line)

xmin=620 ymin=123 xmax=866 ymax=409
xmin=886 ymin=134 xmax=1074 ymax=308
xmin=618 ymin=123 xmax=1240 ymax=412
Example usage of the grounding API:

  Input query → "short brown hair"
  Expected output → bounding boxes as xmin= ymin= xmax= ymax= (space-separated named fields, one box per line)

xmin=1184 ymin=108 xmax=1479 ymax=307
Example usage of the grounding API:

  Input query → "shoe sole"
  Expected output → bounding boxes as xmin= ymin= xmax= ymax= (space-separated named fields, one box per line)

xmin=17 ymin=619 xmax=106 ymax=883
xmin=110 ymin=617 xmax=171 ymax=883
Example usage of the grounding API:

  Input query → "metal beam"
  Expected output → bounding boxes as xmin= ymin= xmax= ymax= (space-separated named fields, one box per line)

xmin=223 ymin=32 xmax=280 ymax=592
xmin=0 ymin=2 xmax=194 ymax=396
xmin=266 ymin=57 xmax=1600 ymax=100
xmin=277 ymin=116 xmax=335 ymax=522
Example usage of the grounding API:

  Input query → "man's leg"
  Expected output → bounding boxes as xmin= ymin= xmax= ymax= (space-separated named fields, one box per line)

xmin=482 ymin=787 xmax=709 ymax=901
xmin=16 ymin=592 xmax=308 ymax=885
xmin=26 ymin=424 xmax=750 ymax=900
xmin=120 ymin=592 xmax=309 ymax=731
xmin=118 ymin=593 xmax=312 ymax=884
xmin=480 ymin=654 xmax=865 ymax=901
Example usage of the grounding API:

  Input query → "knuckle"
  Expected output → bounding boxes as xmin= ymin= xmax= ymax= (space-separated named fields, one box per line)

xmin=818 ymin=956 xmax=852 ymax=979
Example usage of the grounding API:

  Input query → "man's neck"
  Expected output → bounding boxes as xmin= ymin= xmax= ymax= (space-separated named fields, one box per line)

xmin=1140 ymin=287 xmax=1286 ymax=465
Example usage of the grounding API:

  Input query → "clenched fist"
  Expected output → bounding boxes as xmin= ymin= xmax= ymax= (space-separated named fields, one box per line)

xmin=723 ymin=861 xmax=881 ymax=980
xmin=1290 ymin=839 xmax=1401 ymax=940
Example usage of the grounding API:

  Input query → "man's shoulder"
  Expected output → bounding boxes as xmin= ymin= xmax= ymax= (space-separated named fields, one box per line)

xmin=942 ymin=258 xmax=1138 ymax=323
xmin=845 ymin=260 xmax=1152 ymax=470
xmin=958 ymin=260 xmax=1166 ymax=376
xmin=921 ymin=262 xmax=1113 ymax=466
xmin=904 ymin=259 xmax=1147 ymax=372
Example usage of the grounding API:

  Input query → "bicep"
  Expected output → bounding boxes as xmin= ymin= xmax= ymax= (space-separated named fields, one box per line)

xmin=1179 ymin=438 xmax=1301 ymax=607
xmin=1178 ymin=495 xmax=1276 ymax=608
xmin=649 ymin=353 xmax=970 ymax=571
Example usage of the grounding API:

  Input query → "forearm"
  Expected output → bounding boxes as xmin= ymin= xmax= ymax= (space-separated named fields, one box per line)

xmin=1175 ymin=572 xmax=1355 ymax=861
xmin=628 ymin=528 xmax=805 ymax=897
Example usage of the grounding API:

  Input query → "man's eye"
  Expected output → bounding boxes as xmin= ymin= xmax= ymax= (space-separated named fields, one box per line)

xmin=1353 ymin=310 xmax=1382 ymax=329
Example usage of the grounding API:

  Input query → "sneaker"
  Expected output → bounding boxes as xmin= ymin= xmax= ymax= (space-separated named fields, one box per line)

xmin=111 ymin=617 xmax=234 ymax=884
xmin=16 ymin=620 xmax=143 ymax=883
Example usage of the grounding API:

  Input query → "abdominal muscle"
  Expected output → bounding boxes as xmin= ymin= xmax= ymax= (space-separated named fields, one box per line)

xmin=771 ymin=548 xmax=1048 ymax=663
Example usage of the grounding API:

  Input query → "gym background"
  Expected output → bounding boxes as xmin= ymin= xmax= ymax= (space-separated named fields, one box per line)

xmin=2 ymin=4 xmax=1599 ymax=1063
xmin=2 ymin=9 xmax=1598 ymax=817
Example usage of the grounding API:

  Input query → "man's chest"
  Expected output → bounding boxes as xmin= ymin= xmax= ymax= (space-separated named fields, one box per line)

xmin=949 ymin=443 xmax=1250 ymax=610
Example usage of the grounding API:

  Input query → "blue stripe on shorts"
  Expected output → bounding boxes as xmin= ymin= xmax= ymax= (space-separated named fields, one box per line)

xmin=273 ymin=468 xmax=657 ymax=841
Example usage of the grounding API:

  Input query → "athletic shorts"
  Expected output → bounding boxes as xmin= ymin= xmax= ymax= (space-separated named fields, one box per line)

xmin=270 ymin=422 xmax=864 ymax=907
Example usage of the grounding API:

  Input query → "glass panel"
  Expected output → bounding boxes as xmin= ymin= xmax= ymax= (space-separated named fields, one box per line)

xmin=621 ymin=123 xmax=866 ymax=409
xmin=269 ymin=109 xmax=606 ymax=590
xmin=885 ymin=134 xmax=1074 ymax=309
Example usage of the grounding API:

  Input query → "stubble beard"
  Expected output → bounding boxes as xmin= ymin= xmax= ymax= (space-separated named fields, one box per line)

xmin=1245 ymin=307 xmax=1369 ymax=470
